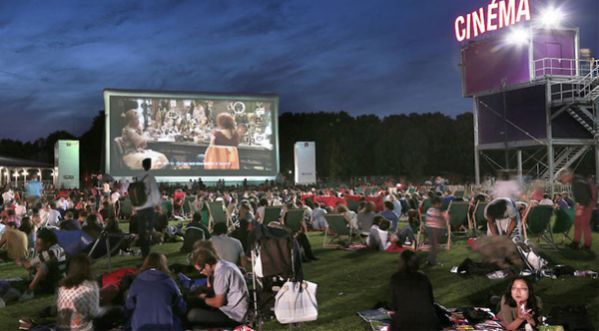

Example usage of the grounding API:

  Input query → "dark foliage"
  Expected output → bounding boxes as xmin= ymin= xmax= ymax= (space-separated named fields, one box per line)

xmin=1 ymin=111 xmax=477 ymax=181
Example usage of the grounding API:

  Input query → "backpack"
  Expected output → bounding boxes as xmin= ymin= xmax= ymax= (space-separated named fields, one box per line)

xmin=128 ymin=175 xmax=147 ymax=207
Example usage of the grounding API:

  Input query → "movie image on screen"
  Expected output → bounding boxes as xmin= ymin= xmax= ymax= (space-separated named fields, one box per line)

xmin=106 ymin=91 xmax=278 ymax=178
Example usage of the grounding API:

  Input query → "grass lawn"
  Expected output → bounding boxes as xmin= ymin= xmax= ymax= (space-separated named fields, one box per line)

xmin=0 ymin=222 xmax=598 ymax=330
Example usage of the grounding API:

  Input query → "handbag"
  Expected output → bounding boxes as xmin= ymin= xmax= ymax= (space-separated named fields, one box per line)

xmin=274 ymin=280 xmax=318 ymax=324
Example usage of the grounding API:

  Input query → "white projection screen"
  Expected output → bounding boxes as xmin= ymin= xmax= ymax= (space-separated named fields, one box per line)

xmin=104 ymin=89 xmax=279 ymax=181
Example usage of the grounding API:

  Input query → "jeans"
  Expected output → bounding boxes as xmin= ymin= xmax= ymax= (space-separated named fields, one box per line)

xmin=136 ymin=207 xmax=155 ymax=257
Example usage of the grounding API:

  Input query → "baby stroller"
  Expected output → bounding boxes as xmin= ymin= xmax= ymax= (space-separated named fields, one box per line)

xmin=248 ymin=223 xmax=303 ymax=330
xmin=514 ymin=239 xmax=549 ymax=278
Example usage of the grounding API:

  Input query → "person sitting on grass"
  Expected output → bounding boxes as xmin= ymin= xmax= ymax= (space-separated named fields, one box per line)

xmin=56 ymin=254 xmax=100 ymax=331
xmin=0 ymin=221 xmax=28 ymax=263
xmin=20 ymin=228 xmax=67 ymax=300
xmin=187 ymin=245 xmax=248 ymax=328
xmin=367 ymin=216 xmax=392 ymax=251
xmin=125 ymin=252 xmax=187 ymax=331
xmin=210 ymin=222 xmax=246 ymax=269
xmin=497 ymin=276 xmax=542 ymax=331
xmin=390 ymin=250 xmax=439 ymax=331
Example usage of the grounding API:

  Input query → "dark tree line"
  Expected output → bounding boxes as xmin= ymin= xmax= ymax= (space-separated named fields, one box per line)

xmin=278 ymin=111 xmax=475 ymax=181
xmin=0 ymin=111 xmax=476 ymax=181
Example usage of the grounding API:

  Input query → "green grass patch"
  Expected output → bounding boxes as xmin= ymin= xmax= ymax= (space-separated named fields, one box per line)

xmin=0 ymin=226 xmax=598 ymax=330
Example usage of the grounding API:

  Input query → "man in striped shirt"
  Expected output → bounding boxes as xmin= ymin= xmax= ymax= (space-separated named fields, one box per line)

xmin=20 ymin=228 xmax=67 ymax=298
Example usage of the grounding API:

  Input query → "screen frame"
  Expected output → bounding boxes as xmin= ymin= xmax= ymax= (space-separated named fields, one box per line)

xmin=103 ymin=88 xmax=280 ymax=182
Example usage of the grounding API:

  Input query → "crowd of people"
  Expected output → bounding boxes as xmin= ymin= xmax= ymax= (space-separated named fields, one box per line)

xmin=0 ymin=164 xmax=597 ymax=330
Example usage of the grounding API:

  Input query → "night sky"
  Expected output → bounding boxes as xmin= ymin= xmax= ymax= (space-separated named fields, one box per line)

xmin=0 ymin=0 xmax=597 ymax=141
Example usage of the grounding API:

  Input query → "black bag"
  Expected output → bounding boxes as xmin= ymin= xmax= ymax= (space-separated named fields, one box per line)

xmin=128 ymin=175 xmax=147 ymax=207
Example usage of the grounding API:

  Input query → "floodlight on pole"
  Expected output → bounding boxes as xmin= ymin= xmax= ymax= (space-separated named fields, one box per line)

xmin=538 ymin=6 xmax=564 ymax=28
xmin=505 ymin=27 xmax=529 ymax=45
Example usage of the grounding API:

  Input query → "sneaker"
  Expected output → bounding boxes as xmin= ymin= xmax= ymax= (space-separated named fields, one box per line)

xmin=19 ymin=291 xmax=34 ymax=302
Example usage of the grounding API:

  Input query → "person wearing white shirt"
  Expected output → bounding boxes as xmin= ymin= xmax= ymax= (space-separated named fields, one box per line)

xmin=134 ymin=158 xmax=162 ymax=258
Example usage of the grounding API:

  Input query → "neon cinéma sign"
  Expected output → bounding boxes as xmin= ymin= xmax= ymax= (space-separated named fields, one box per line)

xmin=454 ymin=0 xmax=531 ymax=42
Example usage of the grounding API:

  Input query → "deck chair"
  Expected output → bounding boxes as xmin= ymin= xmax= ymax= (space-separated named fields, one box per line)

xmin=523 ymin=205 xmax=555 ymax=248
xmin=263 ymin=206 xmax=283 ymax=225
xmin=345 ymin=198 xmax=360 ymax=212
xmin=552 ymin=208 xmax=574 ymax=244
xmin=182 ymin=196 xmax=193 ymax=217
xmin=447 ymin=201 xmax=471 ymax=244
xmin=323 ymin=214 xmax=354 ymax=248
xmin=284 ymin=209 xmax=304 ymax=234
xmin=207 ymin=201 xmax=229 ymax=229
xmin=161 ymin=199 xmax=173 ymax=219
xmin=416 ymin=199 xmax=433 ymax=245
xmin=472 ymin=201 xmax=488 ymax=236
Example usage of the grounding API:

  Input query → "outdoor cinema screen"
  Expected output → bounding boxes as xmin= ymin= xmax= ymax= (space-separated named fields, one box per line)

xmin=104 ymin=90 xmax=279 ymax=179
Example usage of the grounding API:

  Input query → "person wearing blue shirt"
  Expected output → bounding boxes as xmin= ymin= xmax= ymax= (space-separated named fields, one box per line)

xmin=380 ymin=201 xmax=400 ymax=233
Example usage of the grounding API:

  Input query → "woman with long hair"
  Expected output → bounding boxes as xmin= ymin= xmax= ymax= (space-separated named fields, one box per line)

xmin=56 ymin=254 xmax=100 ymax=331
xmin=125 ymin=252 xmax=187 ymax=330
xmin=203 ymin=112 xmax=240 ymax=170
xmin=498 ymin=276 xmax=542 ymax=330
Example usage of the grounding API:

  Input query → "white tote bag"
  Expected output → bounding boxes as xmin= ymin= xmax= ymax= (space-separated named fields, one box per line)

xmin=274 ymin=280 xmax=318 ymax=324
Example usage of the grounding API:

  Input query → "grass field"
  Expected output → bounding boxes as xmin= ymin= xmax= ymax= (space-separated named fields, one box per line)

xmin=0 ymin=222 xmax=598 ymax=330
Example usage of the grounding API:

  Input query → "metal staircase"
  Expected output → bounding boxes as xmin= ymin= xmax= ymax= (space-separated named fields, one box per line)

xmin=549 ymin=60 xmax=599 ymax=104
xmin=540 ymin=145 xmax=591 ymax=180
xmin=565 ymin=106 xmax=596 ymax=136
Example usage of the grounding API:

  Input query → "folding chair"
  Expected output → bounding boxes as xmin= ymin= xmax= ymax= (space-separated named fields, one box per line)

xmin=454 ymin=190 xmax=465 ymax=200
xmin=323 ymin=214 xmax=354 ymax=248
xmin=447 ymin=201 xmax=471 ymax=245
xmin=182 ymin=196 xmax=194 ymax=218
xmin=207 ymin=201 xmax=230 ymax=230
xmin=472 ymin=201 xmax=488 ymax=236
xmin=161 ymin=199 xmax=173 ymax=219
xmin=284 ymin=209 xmax=304 ymax=234
xmin=263 ymin=206 xmax=283 ymax=225
xmin=345 ymin=198 xmax=360 ymax=212
xmin=523 ymin=205 xmax=555 ymax=248
xmin=416 ymin=199 xmax=433 ymax=245
xmin=552 ymin=208 xmax=574 ymax=244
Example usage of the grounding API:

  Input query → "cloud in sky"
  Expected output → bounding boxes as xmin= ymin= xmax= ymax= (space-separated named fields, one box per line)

xmin=0 ymin=0 xmax=596 ymax=141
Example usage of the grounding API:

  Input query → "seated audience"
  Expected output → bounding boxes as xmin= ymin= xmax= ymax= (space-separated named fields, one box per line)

xmin=390 ymin=250 xmax=439 ymax=331
xmin=0 ymin=221 xmax=28 ymax=263
xmin=380 ymin=201 xmax=400 ymax=233
xmin=187 ymin=246 xmax=248 ymax=328
xmin=181 ymin=212 xmax=211 ymax=253
xmin=21 ymin=228 xmax=67 ymax=298
xmin=56 ymin=254 xmax=100 ymax=331
xmin=210 ymin=222 xmax=245 ymax=268
xmin=126 ymin=252 xmax=186 ymax=331
xmin=498 ymin=276 xmax=542 ymax=330
xmin=59 ymin=211 xmax=81 ymax=231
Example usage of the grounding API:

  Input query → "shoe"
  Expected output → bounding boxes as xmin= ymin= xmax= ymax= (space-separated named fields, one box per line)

xmin=19 ymin=291 xmax=34 ymax=301
xmin=309 ymin=256 xmax=319 ymax=261
xmin=567 ymin=242 xmax=580 ymax=250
